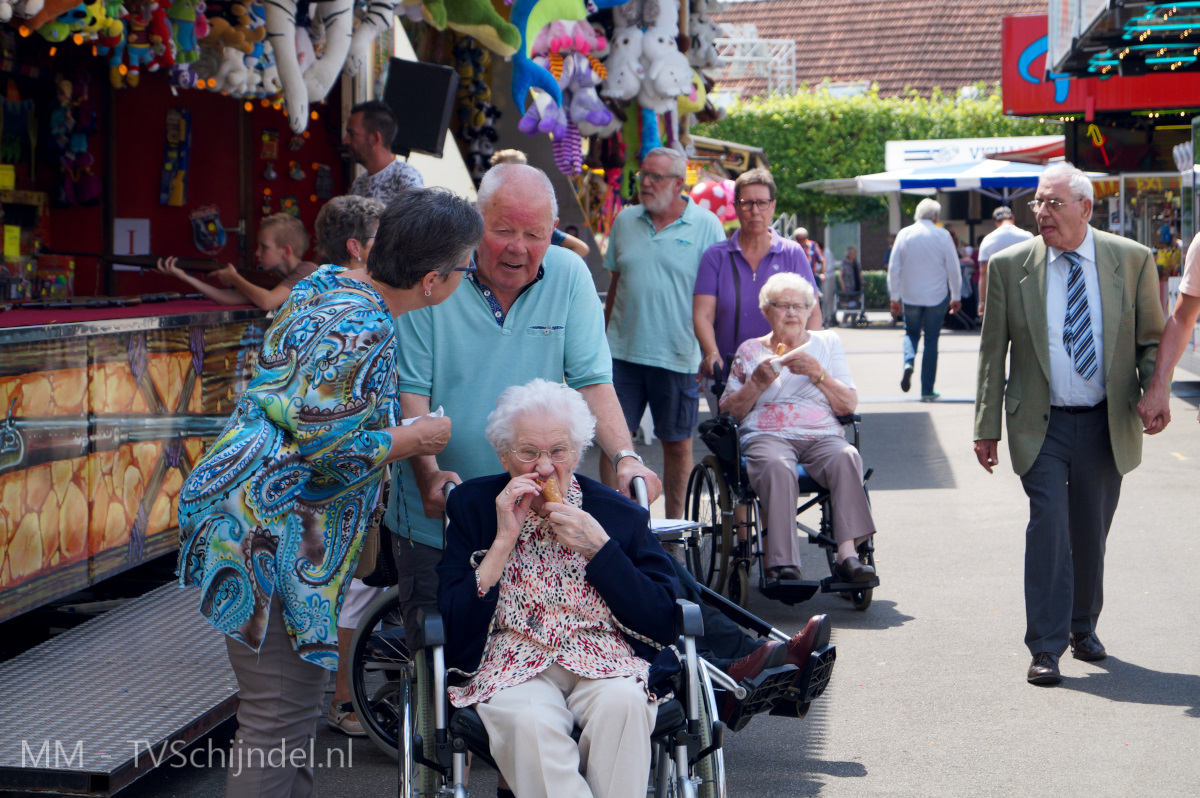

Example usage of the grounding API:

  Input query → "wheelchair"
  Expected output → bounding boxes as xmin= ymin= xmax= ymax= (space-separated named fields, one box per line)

xmin=685 ymin=412 xmax=878 ymax=610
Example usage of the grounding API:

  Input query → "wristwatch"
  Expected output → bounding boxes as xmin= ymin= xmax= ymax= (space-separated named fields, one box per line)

xmin=612 ymin=449 xmax=644 ymax=471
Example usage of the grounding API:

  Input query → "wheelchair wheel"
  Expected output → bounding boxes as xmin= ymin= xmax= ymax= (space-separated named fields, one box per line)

xmin=685 ymin=459 xmax=732 ymax=594
xmin=349 ymin=590 xmax=439 ymax=794
xmin=727 ymin=558 xmax=750 ymax=608
xmin=695 ymin=661 xmax=727 ymax=798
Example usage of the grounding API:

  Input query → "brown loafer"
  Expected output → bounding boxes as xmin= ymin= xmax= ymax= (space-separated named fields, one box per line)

xmin=1069 ymin=631 xmax=1106 ymax=661
xmin=726 ymin=640 xmax=787 ymax=683
xmin=767 ymin=565 xmax=802 ymax=582
xmin=785 ymin=614 xmax=830 ymax=667
xmin=1027 ymin=652 xmax=1061 ymax=686
xmin=834 ymin=556 xmax=875 ymax=583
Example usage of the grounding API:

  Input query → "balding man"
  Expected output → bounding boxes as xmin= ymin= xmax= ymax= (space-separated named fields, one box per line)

xmin=386 ymin=164 xmax=661 ymax=649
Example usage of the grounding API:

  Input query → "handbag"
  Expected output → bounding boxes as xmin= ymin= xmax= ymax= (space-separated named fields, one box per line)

xmin=358 ymin=473 xmax=400 ymax=586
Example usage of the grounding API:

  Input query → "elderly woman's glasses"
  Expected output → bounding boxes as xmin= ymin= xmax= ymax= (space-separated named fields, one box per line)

xmin=454 ymin=258 xmax=478 ymax=273
xmin=1027 ymin=198 xmax=1081 ymax=212
xmin=511 ymin=446 xmax=573 ymax=463
xmin=769 ymin=302 xmax=807 ymax=313
xmin=737 ymin=199 xmax=773 ymax=211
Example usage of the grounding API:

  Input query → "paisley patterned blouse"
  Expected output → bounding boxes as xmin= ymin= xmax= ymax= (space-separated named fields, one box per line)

xmin=178 ymin=265 xmax=399 ymax=669
xmin=448 ymin=477 xmax=650 ymax=708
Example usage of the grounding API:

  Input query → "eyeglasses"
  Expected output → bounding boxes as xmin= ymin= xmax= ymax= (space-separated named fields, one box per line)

xmin=510 ymin=446 xmax=573 ymax=463
xmin=1027 ymin=198 xmax=1082 ymax=212
xmin=453 ymin=258 xmax=477 ymax=273
xmin=769 ymin=302 xmax=808 ymax=313
xmin=639 ymin=171 xmax=682 ymax=184
xmin=737 ymin=199 xmax=774 ymax=212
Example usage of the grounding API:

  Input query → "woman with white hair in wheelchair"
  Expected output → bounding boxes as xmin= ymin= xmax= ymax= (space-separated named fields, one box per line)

xmin=437 ymin=378 xmax=679 ymax=798
xmin=721 ymin=272 xmax=878 ymax=583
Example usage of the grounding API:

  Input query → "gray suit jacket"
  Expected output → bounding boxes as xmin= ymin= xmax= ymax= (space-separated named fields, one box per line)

xmin=973 ymin=228 xmax=1163 ymax=476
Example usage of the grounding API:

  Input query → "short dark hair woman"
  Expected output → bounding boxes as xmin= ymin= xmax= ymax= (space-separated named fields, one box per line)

xmin=178 ymin=187 xmax=483 ymax=795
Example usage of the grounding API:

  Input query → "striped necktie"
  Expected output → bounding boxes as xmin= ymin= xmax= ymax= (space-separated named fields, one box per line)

xmin=1062 ymin=250 xmax=1097 ymax=380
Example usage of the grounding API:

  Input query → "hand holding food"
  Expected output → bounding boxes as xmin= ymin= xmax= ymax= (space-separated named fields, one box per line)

xmin=538 ymin=476 xmax=563 ymax=504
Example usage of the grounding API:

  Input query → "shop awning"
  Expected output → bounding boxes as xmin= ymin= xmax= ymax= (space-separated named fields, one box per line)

xmin=985 ymin=138 xmax=1066 ymax=165
xmin=855 ymin=159 xmax=1053 ymax=192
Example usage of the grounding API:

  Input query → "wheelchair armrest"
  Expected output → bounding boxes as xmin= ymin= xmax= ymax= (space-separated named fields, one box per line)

xmin=836 ymin=414 xmax=862 ymax=424
xmin=421 ymin=607 xmax=446 ymax=648
xmin=675 ymin=599 xmax=704 ymax=638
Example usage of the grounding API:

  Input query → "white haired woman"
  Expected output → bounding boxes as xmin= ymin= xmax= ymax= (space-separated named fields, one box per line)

xmin=720 ymin=273 xmax=877 ymax=582
xmin=438 ymin=379 xmax=679 ymax=798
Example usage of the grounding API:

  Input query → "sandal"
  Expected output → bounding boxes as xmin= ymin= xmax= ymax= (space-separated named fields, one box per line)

xmin=327 ymin=700 xmax=367 ymax=737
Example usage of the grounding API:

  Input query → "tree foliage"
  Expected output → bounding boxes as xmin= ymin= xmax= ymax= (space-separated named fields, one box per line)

xmin=694 ymin=85 xmax=1060 ymax=222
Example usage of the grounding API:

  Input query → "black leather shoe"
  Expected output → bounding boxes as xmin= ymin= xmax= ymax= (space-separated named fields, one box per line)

xmin=767 ymin=565 xmax=802 ymax=582
xmin=1027 ymin=652 xmax=1061 ymax=685
xmin=901 ymin=365 xmax=913 ymax=393
xmin=834 ymin=556 xmax=875 ymax=583
xmin=1070 ymin=631 xmax=1107 ymax=661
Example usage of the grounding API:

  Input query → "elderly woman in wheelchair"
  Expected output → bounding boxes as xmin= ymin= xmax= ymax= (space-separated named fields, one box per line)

xmin=437 ymin=379 xmax=679 ymax=798
xmin=721 ymin=273 xmax=877 ymax=583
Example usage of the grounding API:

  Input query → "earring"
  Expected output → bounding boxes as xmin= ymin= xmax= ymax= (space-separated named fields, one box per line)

xmin=424 ymin=289 xmax=432 ymax=297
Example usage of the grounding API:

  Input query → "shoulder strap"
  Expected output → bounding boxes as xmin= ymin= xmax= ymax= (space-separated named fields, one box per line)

xmin=730 ymin=251 xmax=741 ymax=352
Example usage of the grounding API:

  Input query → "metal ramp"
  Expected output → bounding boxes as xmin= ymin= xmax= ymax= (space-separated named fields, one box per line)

xmin=0 ymin=584 xmax=238 ymax=796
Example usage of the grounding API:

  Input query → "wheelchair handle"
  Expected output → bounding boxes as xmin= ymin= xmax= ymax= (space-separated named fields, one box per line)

xmin=631 ymin=475 xmax=649 ymax=510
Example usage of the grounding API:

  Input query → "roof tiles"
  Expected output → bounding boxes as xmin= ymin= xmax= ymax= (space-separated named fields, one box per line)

xmin=709 ymin=0 xmax=1044 ymax=98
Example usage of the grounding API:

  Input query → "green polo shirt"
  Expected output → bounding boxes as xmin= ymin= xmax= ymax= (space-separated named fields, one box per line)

xmin=387 ymin=246 xmax=611 ymax=549
xmin=604 ymin=197 xmax=725 ymax=374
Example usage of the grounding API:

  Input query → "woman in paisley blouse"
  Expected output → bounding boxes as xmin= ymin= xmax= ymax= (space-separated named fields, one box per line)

xmin=438 ymin=379 xmax=679 ymax=798
xmin=721 ymin=272 xmax=877 ymax=584
xmin=177 ymin=187 xmax=483 ymax=798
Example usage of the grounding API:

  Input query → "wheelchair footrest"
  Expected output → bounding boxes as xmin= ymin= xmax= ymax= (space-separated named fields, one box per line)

xmin=820 ymin=574 xmax=880 ymax=593
xmin=720 ymin=664 xmax=798 ymax=733
xmin=761 ymin=578 xmax=820 ymax=605
xmin=770 ymin=643 xmax=837 ymax=720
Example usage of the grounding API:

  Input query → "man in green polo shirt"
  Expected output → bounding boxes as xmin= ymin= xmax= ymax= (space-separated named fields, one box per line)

xmin=385 ymin=163 xmax=661 ymax=649
xmin=603 ymin=148 xmax=725 ymax=518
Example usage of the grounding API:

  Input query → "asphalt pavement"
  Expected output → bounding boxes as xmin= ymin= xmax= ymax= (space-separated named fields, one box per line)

xmin=121 ymin=313 xmax=1200 ymax=797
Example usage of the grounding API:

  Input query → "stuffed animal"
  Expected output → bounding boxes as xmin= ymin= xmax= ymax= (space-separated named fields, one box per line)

xmin=344 ymin=0 xmax=400 ymax=77
xmin=637 ymin=25 xmax=691 ymax=111
xmin=302 ymin=0 xmax=354 ymax=103
xmin=264 ymin=0 xmax=317 ymax=133
xmin=687 ymin=13 xmax=721 ymax=69
xmin=439 ymin=0 xmax=520 ymax=57
xmin=145 ymin=0 xmax=174 ymax=73
xmin=510 ymin=0 xmax=628 ymax=112
xmin=565 ymin=52 xmax=612 ymax=127
xmin=36 ymin=3 xmax=93 ymax=43
xmin=166 ymin=0 xmax=202 ymax=63
xmin=600 ymin=26 xmax=644 ymax=101
xmin=614 ymin=0 xmax=677 ymax=36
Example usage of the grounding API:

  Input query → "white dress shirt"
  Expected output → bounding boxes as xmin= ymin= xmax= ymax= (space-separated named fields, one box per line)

xmin=1046 ymin=226 xmax=1106 ymax=407
xmin=887 ymin=219 xmax=962 ymax=306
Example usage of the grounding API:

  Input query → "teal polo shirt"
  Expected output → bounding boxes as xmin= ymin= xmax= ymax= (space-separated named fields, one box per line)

xmin=604 ymin=197 xmax=725 ymax=374
xmin=387 ymin=246 xmax=611 ymax=549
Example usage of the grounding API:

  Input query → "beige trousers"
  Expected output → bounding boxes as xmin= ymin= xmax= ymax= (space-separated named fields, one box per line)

xmin=742 ymin=434 xmax=875 ymax=570
xmin=225 ymin=593 xmax=330 ymax=798
xmin=476 ymin=663 xmax=657 ymax=798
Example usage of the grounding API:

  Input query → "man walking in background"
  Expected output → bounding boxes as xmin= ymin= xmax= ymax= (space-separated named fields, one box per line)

xmin=888 ymin=198 xmax=962 ymax=400
xmin=976 ymin=205 xmax=1033 ymax=317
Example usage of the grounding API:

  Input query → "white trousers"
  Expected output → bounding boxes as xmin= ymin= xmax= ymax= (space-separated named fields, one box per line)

xmin=475 ymin=663 xmax=657 ymax=798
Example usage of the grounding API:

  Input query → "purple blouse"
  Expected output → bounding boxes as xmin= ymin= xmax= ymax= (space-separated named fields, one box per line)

xmin=693 ymin=230 xmax=816 ymax=359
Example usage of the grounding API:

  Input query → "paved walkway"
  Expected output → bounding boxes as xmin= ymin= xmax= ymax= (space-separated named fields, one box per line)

xmin=122 ymin=317 xmax=1200 ymax=797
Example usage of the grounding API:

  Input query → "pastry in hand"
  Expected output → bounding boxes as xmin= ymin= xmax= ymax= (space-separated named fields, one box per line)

xmin=776 ymin=343 xmax=787 ymax=356
xmin=540 ymin=476 xmax=563 ymax=503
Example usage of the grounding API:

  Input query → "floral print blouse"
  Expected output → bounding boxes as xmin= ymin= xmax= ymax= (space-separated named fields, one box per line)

xmin=725 ymin=331 xmax=856 ymax=443
xmin=178 ymin=265 xmax=399 ymax=669
xmin=448 ymin=477 xmax=650 ymax=707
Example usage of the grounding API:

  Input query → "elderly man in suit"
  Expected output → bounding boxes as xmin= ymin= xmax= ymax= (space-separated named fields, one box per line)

xmin=973 ymin=162 xmax=1163 ymax=686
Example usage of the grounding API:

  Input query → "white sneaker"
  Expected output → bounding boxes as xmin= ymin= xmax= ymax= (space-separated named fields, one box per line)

xmin=327 ymin=701 xmax=367 ymax=736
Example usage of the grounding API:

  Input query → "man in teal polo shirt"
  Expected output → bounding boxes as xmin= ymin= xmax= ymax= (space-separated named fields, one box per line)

xmin=603 ymin=148 xmax=725 ymax=518
xmin=385 ymin=164 xmax=660 ymax=648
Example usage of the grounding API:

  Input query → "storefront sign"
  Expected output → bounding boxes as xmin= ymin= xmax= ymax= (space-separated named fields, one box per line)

xmin=884 ymin=136 xmax=1063 ymax=171
xmin=1002 ymin=15 xmax=1200 ymax=116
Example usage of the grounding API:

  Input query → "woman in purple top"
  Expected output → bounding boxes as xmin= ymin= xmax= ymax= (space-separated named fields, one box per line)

xmin=693 ymin=169 xmax=820 ymax=396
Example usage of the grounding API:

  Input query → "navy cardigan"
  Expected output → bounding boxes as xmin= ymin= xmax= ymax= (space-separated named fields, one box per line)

xmin=436 ymin=473 xmax=680 ymax=672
